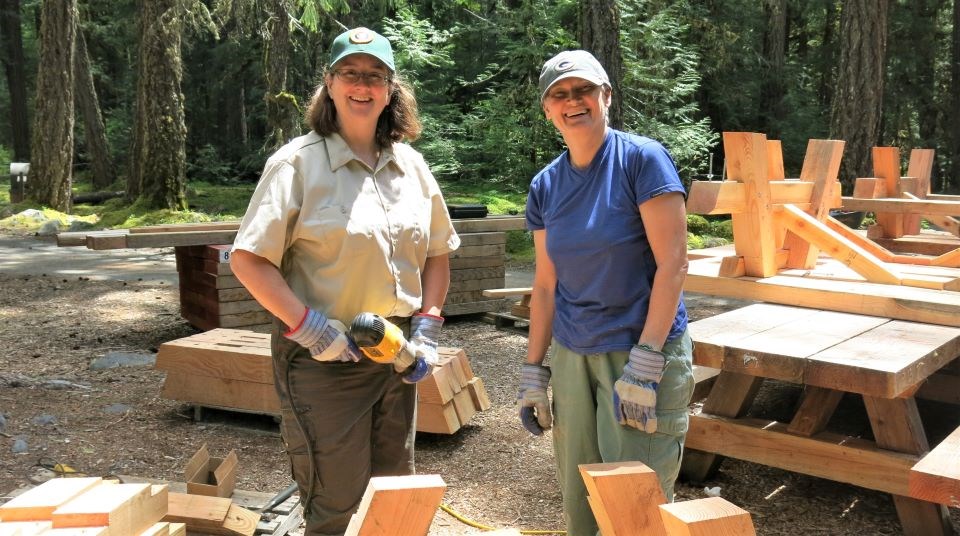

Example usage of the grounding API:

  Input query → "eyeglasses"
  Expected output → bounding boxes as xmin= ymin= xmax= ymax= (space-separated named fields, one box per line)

xmin=546 ymin=83 xmax=600 ymax=102
xmin=332 ymin=69 xmax=392 ymax=87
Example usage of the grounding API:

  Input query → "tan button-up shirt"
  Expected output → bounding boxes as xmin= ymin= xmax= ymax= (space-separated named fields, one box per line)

xmin=234 ymin=131 xmax=460 ymax=324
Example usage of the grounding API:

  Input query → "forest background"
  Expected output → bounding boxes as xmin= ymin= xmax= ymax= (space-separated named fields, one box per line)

xmin=1 ymin=0 xmax=960 ymax=229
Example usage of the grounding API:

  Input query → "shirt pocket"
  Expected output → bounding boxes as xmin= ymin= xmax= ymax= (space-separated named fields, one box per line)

xmin=300 ymin=205 xmax=372 ymax=262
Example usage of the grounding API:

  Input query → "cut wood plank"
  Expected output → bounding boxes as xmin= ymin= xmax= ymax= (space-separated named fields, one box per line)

xmin=41 ymin=526 xmax=109 ymax=535
xmin=416 ymin=365 xmax=456 ymax=406
xmin=904 ymin=149 xmax=936 ymax=234
xmin=578 ymin=462 xmax=667 ymax=536
xmin=466 ymin=377 xmax=492 ymax=411
xmin=155 ymin=330 xmax=272 ymax=384
xmin=416 ymin=401 xmax=460 ymax=434
xmin=873 ymin=146 xmax=905 ymax=238
xmin=724 ymin=132 xmax=778 ymax=278
xmin=0 ymin=521 xmax=52 ymax=535
xmin=0 ymin=477 xmax=104 ymax=522
xmin=658 ymin=497 xmax=756 ymax=536
xmin=451 ymin=389 xmax=476 ymax=426
xmin=343 ymin=475 xmax=446 ymax=536
xmin=685 ymin=180 xmax=842 ymax=215
xmin=909 ymin=425 xmax=960 ymax=506
xmin=163 ymin=493 xmax=230 ymax=530
xmin=842 ymin=197 xmax=960 ymax=216
xmin=52 ymin=483 xmax=167 ymax=534
xmin=783 ymin=139 xmax=845 ymax=269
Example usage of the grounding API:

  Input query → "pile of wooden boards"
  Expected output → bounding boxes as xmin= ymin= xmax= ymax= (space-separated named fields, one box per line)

xmin=176 ymin=245 xmax=271 ymax=332
xmin=0 ymin=477 xmax=175 ymax=535
xmin=444 ymin=230 xmax=508 ymax=316
xmin=154 ymin=329 xmax=491 ymax=434
xmin=0 ymin=477 xmax=265 ymax=536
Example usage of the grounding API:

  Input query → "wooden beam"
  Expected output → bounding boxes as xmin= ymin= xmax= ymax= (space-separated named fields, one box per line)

xmin=842 ymin=197 xmax=960 ymax=216
xmin=775 ymin=204 xmax=902 ymax=285
xmin=685 ymin=414 xmax=917 ymax=496
xmin=783 ymin=139 xmax=845 ymax=269
xmin=686 ymin=180 xmax=842 ymax=215
xmin=578 ymin=462 xmax=667 ymax=536
xmin=909 ymin=425 xmax=960 ymax=507
xmin=343 ymin=475 xmax=446 ymax=536
xmin=658 ymin=497 xmax=756 ymax=536
xmin=724 ymin=132 xmax=779 ymax=277
xmin=904 ymin=149 xmax=936 ymax=234
xmin=874 ymin=147 xmax=905 ymax=238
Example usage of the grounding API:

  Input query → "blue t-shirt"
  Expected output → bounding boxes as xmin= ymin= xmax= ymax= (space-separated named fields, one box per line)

xmin=526 ymin=129 xmax=688 ymax=354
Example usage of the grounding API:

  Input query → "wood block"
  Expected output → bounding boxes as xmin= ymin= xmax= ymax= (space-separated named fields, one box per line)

xmin=451 ymin=389 xmax=477 ymax=425
xmin=39 ymin=527 xmax=109 ymax=535
xmin=853 ymin=177 xmax=886 ymax=199
xmin=139 ymin=522 xmax=171 ymax=536
xmin=466 ymin=377 xmax=492 ymax=411
xmin=155 ymin=329 xmax=272 ymax=384
xmin=344 ymin=475 xmax=446 ymax=536
xmin=658 ymin=497 xmax=756 ymax=536
xmin=417 ymin=365 xmax=456 ymax=405
xmin=438 ymin=347 xmax=472 ymax=384
xmin=0 ymin=477 xmax=104 ymax=521
xmin=52 ymin=483 xmax=167 ymax=534
xmin=416 ymin=402 xmax=459 ymax=434
xmin=909 ymin=425 xmax=960 ymax=506
xmin=579 ymin=462 xmax=667 ymax=536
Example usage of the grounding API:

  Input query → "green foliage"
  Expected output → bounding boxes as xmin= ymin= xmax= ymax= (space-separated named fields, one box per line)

xmin=505 ymin=230 xmax=534 ymax=261
xmin=441 ymin=182 xmax=526 ymax=215
xmin=619 ymin=0 xmax=717 ymax=176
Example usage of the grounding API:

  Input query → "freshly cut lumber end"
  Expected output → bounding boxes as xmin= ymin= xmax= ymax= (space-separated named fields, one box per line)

xmin=909 ymin=425 xmax=960 ymax=507
xmin=344 ymin=474 xmax=446 ymax=536
xmin=659 ymin=497 xmax=756 ymax=536
xmin=0 ymin=477 xmax=104 ymax=522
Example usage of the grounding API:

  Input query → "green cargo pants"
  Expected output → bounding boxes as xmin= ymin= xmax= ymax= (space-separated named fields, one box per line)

xmin=550 ymin=330 xmax=694 ymax=536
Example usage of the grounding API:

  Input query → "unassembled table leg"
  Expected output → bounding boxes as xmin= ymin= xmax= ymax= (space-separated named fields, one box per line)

xmin=681 ymin=371 xmax=764 ymax=482
xmin=863 ymin=395 xmax=954 ymax=536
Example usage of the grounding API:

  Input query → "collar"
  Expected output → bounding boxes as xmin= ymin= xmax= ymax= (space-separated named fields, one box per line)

xmin=325 ymin=132 xmax=401 ymax=174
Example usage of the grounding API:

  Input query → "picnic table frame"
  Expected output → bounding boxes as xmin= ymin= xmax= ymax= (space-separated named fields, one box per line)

xmin=682 ymin=302 xmax=960 ymax=536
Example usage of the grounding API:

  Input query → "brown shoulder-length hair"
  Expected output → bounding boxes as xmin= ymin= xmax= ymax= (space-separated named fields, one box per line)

xmin=305 ymin=71 xmax=421 ymax=147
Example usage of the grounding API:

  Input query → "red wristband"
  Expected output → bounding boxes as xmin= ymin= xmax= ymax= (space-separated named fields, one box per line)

xmin=284 ymin=307 xmax=310 ymax=336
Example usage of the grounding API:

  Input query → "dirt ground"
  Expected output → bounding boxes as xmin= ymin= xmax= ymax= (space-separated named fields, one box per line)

xmin=0 ymin=232 xmax=958 ymax=535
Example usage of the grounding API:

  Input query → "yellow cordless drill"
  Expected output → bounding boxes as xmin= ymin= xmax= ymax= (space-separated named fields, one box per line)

xmin=349 ymin=312 xmax=431 ymax=383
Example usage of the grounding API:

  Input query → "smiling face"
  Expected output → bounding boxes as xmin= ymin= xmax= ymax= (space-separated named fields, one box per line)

xmin=542 ymin=76 xmax=611 ymax=143
xmin=325 ymin=54 xmax=393 ymax=128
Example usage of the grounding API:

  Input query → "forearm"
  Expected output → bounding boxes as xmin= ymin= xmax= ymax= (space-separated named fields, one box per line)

xmin=526 ymin=284 xmax=555 ymax=365
xmin=230 ymin=249 xmax=305 ymax=328
xmin=420 ymin=253 xmax=450 ymax=316
xmin=638 ymin=263 xmax=687 ymax=350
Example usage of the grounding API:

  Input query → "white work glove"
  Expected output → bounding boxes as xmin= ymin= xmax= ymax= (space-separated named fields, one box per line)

xmin=285 ymin=308 xmax=362 ymax=362
xmin=518 ymin=363 xmax=552 ymax=435
xmin=400 ymin=313 xmax=444 ymax=383
xmin=613 ymin=343 xmax=665 ymax=433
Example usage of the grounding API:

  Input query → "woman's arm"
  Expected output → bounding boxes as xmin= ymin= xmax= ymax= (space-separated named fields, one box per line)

xmin=420 ymin=253 xmax=450 ymax=316
xmin=230 ymin=249 xmax=305 ymax=329
xmin=526 ymin=229 xmax=556 ymax=365
xmin=638 ymin=192 xmax=688 ymax=350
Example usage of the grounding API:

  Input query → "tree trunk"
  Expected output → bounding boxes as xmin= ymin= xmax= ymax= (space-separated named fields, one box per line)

xmin=759 ymin=0 xmax=787 ymax=141
xmin=74 ymin=27 xmax=115 ymax=190
xmin=580 ymin=0 xmax=622 ymax=129
xmin=263 ymin=0 xmax=298 ymax=150
xmin=28 ymin=0 xmax=76 ymax=212
xmin=0 ymin=0 xmax=30 ymax=162
xmin=829 ymin=0 xmax=888 ymax=194
xmin=133 ymin=0 xmax=187 ymax=210
xmin=950 ymin=0 xmax=960 ymax=192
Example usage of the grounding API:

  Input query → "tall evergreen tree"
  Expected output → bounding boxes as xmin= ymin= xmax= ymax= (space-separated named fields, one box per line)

xmin=759 ymin=0 xmax=786 ymax=140
xmin=74 ymin=26 xmax=115 ymax=189
xmin=28 ymin=0 xmax=76 ymax=212
xmin=829 ymin=0 xmax=888 ymax=193
xmin=131 ymin=0 xmax=187 ymax=209
xmin=580 ymin=0 xmax=622 ymax=129
xmin=0 ymin=0 xmax=29 ymax=161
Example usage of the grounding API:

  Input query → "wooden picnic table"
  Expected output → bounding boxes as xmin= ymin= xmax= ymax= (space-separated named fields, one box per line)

xmin=682 ymin=302 xmax=960 ymax=536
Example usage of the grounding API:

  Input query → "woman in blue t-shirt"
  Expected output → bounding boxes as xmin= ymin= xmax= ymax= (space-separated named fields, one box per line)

xmin=516 ymin=49 xmax=694 ymax=536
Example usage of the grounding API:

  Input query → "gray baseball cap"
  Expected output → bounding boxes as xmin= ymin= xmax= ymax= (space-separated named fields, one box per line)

xmin=538 ymin=50 xmax=610 ymax=100
xmin=329 ymin=27 xmax=396 ymax=72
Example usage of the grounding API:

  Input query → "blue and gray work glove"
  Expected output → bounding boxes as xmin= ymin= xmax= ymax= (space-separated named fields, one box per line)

xmin=613 ymin=343 xmax=665 ymax=433
xmin=402 ymin=313 xmax=444 ymax=383
xmin=518 ymin=363 xmax=552 ymax=435
xmin=285 ymin=308 xmax=363 ymax=363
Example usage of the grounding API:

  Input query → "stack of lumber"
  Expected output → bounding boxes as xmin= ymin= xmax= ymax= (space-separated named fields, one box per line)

xmin=0 ymin=477 xmax=176 ymax=535
xmin=444 ymin=231 xmax=508 ymax=316
xmin=176 ymin=245 xmax=271 ymax=332
xmin=416 ymin=347 xmax=492 ymax=434
xmin=154 ymin=329 xmax=491 ymax=433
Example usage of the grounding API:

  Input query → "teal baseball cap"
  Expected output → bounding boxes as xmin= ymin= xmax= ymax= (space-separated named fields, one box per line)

xmin=329 ymin=27 xmax=395 ymax=72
